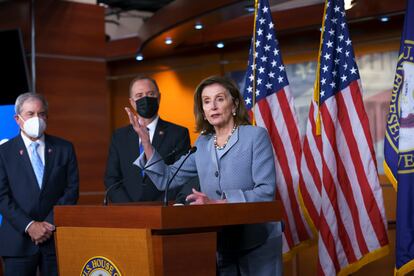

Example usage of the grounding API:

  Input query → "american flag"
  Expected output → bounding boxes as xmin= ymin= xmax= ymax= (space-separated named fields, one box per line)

xmin=299 ymin=0 xmax=389 ymax=274
xmin=243 ymin=0 xmax=312 ymax=258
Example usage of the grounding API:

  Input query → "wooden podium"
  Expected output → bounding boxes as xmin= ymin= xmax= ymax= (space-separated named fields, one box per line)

xmin=54 ymin=201 xmax=282 ymax=276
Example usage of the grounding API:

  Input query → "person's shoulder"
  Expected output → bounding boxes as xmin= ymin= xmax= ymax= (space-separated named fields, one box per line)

xmin=0 ymin=135 xmax=20 ymax=152
xmin=239 ymin=125 xmax=269 ymax=140
xmin=238 ymin=125 xmax=266 ymax=135
xmin=45 ymin=134 xmax=74 ymax=147
xmin=112 ymin=125 xmax=133 ymax=137
xmin=159 ymin=118 xmax=189 ymax=132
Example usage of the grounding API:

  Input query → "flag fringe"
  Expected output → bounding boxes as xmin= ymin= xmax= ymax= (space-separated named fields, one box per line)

xmin=283 ymin=239 xmax=316 ymax=263
xmin=337 ymin=245 xmax=390 ymax=276
xmin=383 ymin=160 xmax=398 ymax=191
xmin=394 ymin=259 xmax=414 ymax=276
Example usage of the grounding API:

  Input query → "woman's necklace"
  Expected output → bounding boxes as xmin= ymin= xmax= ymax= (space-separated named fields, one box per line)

xmin=214 ymin=125 xmax=237 ymax=150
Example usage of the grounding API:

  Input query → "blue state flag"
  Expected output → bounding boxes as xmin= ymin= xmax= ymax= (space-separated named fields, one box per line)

xmin=384 ymin=0 xmax=414 ymax=274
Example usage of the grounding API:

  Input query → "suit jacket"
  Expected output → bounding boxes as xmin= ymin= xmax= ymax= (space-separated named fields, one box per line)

xmin=0 ymin=134 xmax=79 ymax=257
xmin=104 ymin=118 xmax=196 ymax=203
xmin=138 ymin=125 xmax=282 ymax=251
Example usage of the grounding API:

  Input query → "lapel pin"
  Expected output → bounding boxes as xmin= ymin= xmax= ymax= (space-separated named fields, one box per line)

xmin=19 ymin=149 xmax=24 ymax=156
xmin=159 ymin=130 xmax=164 ymax=136
xmin=48 ymin=148 xmax=52 ymax=153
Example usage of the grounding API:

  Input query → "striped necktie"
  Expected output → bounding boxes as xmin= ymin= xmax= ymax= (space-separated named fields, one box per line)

xmin=30 ymin=142 xmax=44 ymax=188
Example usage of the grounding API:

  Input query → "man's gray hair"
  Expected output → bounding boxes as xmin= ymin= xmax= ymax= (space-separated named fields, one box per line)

xmin=129 ymin=76 xmax=160 ymax=97
xmin=15 ymin=92 xmax=48 ymax=115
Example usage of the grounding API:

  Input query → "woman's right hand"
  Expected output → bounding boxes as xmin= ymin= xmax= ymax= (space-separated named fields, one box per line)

xmin=125 ymin=107 xmax=153 ymax=158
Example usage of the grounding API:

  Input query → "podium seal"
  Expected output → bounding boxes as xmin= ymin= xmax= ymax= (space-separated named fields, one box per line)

xmin=81 ymin=256 xmax=122 ymax=276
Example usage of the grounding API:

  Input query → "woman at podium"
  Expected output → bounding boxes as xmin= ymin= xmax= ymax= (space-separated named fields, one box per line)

xmin=127 ymin=75 xmax=283 ymax=276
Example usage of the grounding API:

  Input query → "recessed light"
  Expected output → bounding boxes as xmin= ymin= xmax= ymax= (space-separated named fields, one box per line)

xmin=216 ymin=42 xmax=224 ymax=49
xmin=245 ymin=6 xmax=255 ymax=13
xmin=135 ymin=54 xmax=143 ymax=61
xmin=195 ymin=23 xmax=203 ymax=30
xmin=380 ymin=16 xmax=390 ymax=22
xmin=165 ymin=37 xmax=173 ymax=45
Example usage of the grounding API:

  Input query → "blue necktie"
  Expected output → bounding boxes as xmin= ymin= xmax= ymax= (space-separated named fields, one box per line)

xmin=139 ymin=142 xmax=145 ymax=177
xmin=30 ymin=142 xmax=44 ymax=188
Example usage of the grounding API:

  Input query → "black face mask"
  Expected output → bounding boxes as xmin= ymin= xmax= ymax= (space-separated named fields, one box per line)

xmin=135 ymin=96 xmax=159 ymax=118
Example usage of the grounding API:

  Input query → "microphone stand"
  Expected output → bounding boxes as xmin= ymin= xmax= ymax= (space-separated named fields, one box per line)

xmin=163 ymin=147 xmax=197 ymax=207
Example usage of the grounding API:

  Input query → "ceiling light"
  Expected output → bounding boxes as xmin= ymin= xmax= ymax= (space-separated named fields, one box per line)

xmin=380 ymin=16 xmax=390 ymax=22
xmin=344 ymin=0 xmax=354 ymax=10
xmin=165 ymin=37 xmax=173 ymax=45
xmin=216 ymin=42 xmax=224 ymax=49
xmin=135 ymin=54 xmax=143 ymax=61
xmin=194 ymin=23 xmax=203 ymax=30
xmin=245 ymin=6 xmax=255 ymax=13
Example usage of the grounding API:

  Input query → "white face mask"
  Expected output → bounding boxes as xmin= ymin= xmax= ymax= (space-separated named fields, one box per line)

xmin=19 ymin=116 xmax=47 ymax=139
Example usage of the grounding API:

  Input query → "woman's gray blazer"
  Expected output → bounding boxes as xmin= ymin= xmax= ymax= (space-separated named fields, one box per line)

xmin=136 ymin=125 xmax=282 ymax=252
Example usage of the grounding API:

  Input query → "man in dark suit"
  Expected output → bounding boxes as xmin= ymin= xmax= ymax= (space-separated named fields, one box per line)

xmin=104 ymin=76 xmax=196 ymax=203
xmin=0 ymin=93 xmax=79 ymax=276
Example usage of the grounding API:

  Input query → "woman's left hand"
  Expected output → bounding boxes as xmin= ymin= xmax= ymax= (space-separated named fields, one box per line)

xmin=186 ymin=188 xmax=227 ymax=205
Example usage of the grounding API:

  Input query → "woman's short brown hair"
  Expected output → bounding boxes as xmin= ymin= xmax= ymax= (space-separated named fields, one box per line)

xmin=194 ymin=75 xmax=250 ymax=134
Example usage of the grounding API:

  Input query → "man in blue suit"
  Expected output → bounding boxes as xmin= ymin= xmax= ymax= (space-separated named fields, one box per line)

xmin=0 ymin=92 xmax=79 ymax=276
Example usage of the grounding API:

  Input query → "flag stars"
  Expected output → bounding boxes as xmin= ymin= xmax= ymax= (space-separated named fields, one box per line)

xmin=321 ymin=78 xmax=327 ymax=85
xmin=350 ymin=67 xmax=357 ymax=74
xmin=320 ymin=90 xmax=325 ymax=97
xmin=271 ymin=60 xmax=277 ymax=67
xmin=264 ymin=45 xmax=271 ymax=51
xmin=245 ymin=97 xmax=252 ymax=105
xmin=345 ymin=51 xmax=350 ymax=57
xmin=268 ymin=72 xmax=275 ymax=78
xmin=269 ymin=22 xmax=274 ymax=29
xmin=257 ymin=78 xmax=263 ymax=85
xmin=274 ymin=49 xmax=279 ymax=56
xmin=324 ymin=53 xmax=331 ymax=60
xmin=255 ymin=90 xmax=260 ymax=96
xmin=255 ymin=40 xmax=261 ymax=47
xmin=332 ymin=70 xmax=337 ymax=77
xmin=343 ymin=63 xmax=348 ymax=70
xmin=334 ymin=5 xmax=340 ymax=12
xmin=265 ymin=82 xmax=272 ymax=89
xmin=345 ymin=38 xmax=352 ymax=45
xmin=278 ymin=76 xmax=284 ymax=83
xmin=322 ymin=65 xmax=329 ymax=73
xmin=279 ymin=65 xmax=285 ymax=72
xmin=247 ymin=86 xmax=253 ymax=93
xmin=334 ymin=58 xmax=340 ymax=65
xmin=331 ymin=18 xmax=338 ymax=24
xmin=249 ymin=74 xmax=254 ymax=81
xmin=258 ymin=66 xmax=265 ymax=74
xmin=260 ymin=56 xmax=268 ymax=62
xmin=336 ymin=46 xmax=342 ymax=53
xmin=338 ymin=34 xmax=344 ymax=41
xmin=259 ymin=18 xmax=265 ymax=25
xmin=341 ymin=22 xmax=346 ymax=29
xmin=257 ymin=28 xmax=263 ymax=36
xmin=250 ymin=64 xmax=256 ymax=70
xmin=330 ymin=81 xmax=336 ymax=88
xmin=326 ymin=40 xmax=333 ymax=48
xmin=329 ymin=29 xmax=335 ymax=36
xmin=266 ymin=33 xmax=272 ymax=40
xmin=262 ymin=6 xmax=268 ymax=13
xmin=341 ymin=75 xmax=347 ymax=82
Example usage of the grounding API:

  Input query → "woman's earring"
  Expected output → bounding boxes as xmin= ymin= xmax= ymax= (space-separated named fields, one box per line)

xmin=232 ymin=111 xmax=236 ymax=116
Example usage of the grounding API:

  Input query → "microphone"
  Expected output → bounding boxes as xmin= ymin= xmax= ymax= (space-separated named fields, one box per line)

xmin=163 ymin=146 xmax=197 ymax=207
xmin=143 ymin=147 xmax=177 ymax=170
xmin=103 ymin=179 xmax=123 ymax=206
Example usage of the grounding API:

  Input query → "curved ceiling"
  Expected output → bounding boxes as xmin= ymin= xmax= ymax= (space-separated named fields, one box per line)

xmin=104 ymin=0 xmax=406 ymax=61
